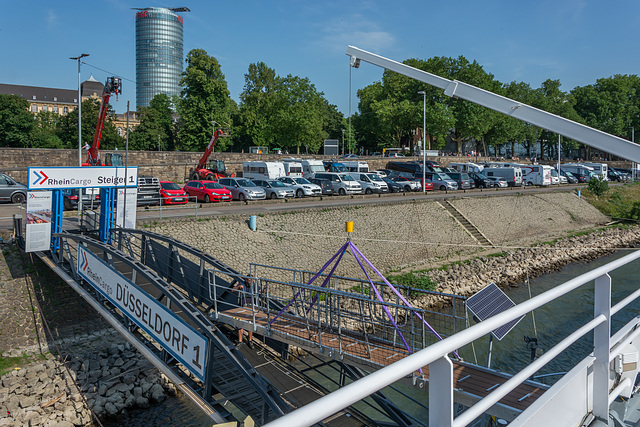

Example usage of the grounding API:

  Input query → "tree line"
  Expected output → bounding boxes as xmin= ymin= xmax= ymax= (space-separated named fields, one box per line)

xmin=1 ymin=48 xmax=639 ymax=158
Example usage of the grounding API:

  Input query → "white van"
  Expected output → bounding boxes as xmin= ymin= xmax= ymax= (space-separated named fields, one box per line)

xmin=483 ymin=167 xmax=523 ymax=187
xmin=520 ymin=164 xmax=552 ymax=186
xmin=301 ymin=159 xmax=326 ymax=178
xmin=313 ymin=172 xmax=363 ymax=195
xmin=242 ymin=161 xmax=286 ymax=180
xmin=342 ymin=161 xmax=370 ymax=173
xmin=348 ymin=172 xmax=388 ymax=194
xmin=580 ymin=162 xmax=608 ymax=180
xmin=282 ymin=161 xmax=303 ymax=178
xmin=449 ymin=162 xmax=484 ymax=173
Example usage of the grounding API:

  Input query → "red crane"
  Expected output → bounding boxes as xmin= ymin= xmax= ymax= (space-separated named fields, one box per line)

xmin=85 ymin=76 xmax=122 ymax=166
xmin=190 ymin=122 xmax=234 ymax=181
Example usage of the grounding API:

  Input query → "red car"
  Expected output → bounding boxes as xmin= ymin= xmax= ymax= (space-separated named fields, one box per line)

xmin=416 ymin=178 xmax=434 ymax=191
xmin=159 ymin=181 xmax=189 ymax=205
xmin=183 ymin=180 xmax=232 ymax=202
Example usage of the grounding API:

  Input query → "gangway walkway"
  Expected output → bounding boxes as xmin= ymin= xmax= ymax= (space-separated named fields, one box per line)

xmin=39 ymin=225 xmax=548 ymax=424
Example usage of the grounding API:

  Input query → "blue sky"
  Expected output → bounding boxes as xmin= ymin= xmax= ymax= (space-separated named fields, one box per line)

xmin=2 ymin=1 xmax=640 ymax=116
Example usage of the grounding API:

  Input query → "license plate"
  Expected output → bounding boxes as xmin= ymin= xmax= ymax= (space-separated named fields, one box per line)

xmin=174 ymin=198 xmax=184 ymax=202
xmin=143 ymin=195 xmax=152 ymax=198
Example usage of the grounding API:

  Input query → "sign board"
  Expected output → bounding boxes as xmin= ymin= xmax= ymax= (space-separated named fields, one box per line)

xmin=116 ymin=187 xmax=138 ymax=228
xmin=77 ymin=245 xmax=207 ymax=380
xmin=25 ymin=191 xmax=52 ymax=252
xmin=28 ymin=167 xmax=138 ymax=190
xmin=324 ymin=139 xmax=339 ymax=156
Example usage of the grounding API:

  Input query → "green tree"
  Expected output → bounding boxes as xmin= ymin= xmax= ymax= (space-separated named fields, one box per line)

xmin=30 ymin=110 xmax=65 ymax=148
xmin=129 ymin=94 xmax=177 ymax=151
xmin=237 ymin=62 xmax=279 ymax=150
xmin=0 ymin=94 xmax=35 ymax=147
xmin=177 ymin=49 xmax=237 ymax=151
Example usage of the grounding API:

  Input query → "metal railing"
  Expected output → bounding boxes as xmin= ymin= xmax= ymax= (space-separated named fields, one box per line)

xmin=264 ymin=249 xmax=640 ymax=427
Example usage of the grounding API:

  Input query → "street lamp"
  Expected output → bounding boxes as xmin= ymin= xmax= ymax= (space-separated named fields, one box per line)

xmin=418 ymin=91 xmax=426 ymax=192
xmin=70 ymin=53 xmax=89 ymax=167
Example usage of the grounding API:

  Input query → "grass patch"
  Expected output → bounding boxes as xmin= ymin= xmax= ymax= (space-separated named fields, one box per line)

xmin=0 ymin=352 xmax=45 ymax=376
xmin=583 ymin=182 xmax=640 ymax=220
xmin=388 ymin=272 xmax=437 ymax=293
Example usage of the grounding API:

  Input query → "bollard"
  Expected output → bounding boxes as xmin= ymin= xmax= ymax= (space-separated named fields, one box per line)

xmin=577 ymin=190 xmax=581 ymax=198
xmin=249 ymin=215 xmax=257 ymax=231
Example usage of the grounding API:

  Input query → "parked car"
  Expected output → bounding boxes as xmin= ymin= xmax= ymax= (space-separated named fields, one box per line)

xmin=607 ymin=169 xmax=624 ymax=182
xmin=612 ymin=168 xmax=633 ymax=181
xmin=137 ymin=176 xmax=161 ymax=206
xmin=62 ymin=188 xmax=100 ymax=210
xmin=469 ymin=172 xmax=495 ymax=188
xmin=0 ymin=173 xmax=27 ymax=204
xmin=391 ymin=176 xmax=421 ymax=192
xmin=252 ymin=179 xmax=295 ymax=199
xmin=312 ymin=172 xmax=363 ymax=195
xmin=372 ymin=152 xmax=382 ymax=156
xmin=487 ymin=176 xmax=508 ymax=188
xmin=372 ymin=170 xmax=388 ymax=178
xmin=415 ymin=178 xmax=434 ymax=191
xmin=183 ymin=180 xmax=232 ymax=203
xmin=382 ymin=177 xmax=405 ymax=193
xmin=339 ymin=153 xmax=360 ymax=159
xmin=308 ymin=178 xmax=334 ymax=196
xmin=387 ymin=153 xmax=405 ymax=158
xmin=217 ymin=178 xmax=267 ymax=201
xmin=159 ymin=181 xmax=188 ymax=205
xmin=277 ymin=177 xmax=322 ymax=197
xmin=445 ymin=171 xmax=474 ymax=190
xmin=560 ymin=170 xmax=579 ymax=184
xmin=348 ymin=172 xmax=389 ymax=194
xmin=426 ymin=172 xmax=459 ymax=191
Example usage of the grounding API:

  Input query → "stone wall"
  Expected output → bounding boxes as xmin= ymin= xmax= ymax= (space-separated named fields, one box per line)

xmin=1 ymin=147 xmax=632 ymax=185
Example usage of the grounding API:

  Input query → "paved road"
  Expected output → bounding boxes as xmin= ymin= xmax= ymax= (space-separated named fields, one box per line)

xmin=0 ymin=183 xmax=588 ymax=233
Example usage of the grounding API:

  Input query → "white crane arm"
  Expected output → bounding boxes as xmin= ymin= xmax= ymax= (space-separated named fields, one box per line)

xmin=346 ymin=45 xmax=640 ymax=163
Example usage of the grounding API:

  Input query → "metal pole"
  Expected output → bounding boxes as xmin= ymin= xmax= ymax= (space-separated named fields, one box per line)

xmin=558 ymin=134 xmax=561 ymax=179
xmin=418 ymin=91 xmax=426 ymax=192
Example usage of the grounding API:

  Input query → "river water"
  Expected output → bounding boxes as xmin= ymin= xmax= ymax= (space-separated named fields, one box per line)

xmin=105 ymin=249 xmax=640 ymax=426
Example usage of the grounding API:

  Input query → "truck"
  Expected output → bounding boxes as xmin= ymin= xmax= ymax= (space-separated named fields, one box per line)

xmin=190 ymin=122 xmax=234 ymax=181
xmin=85 ymin=76 xmax=123 ymax=167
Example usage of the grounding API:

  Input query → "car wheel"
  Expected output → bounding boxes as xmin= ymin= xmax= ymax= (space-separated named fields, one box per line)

xmin=206 ymin=174 xmax=215 ymax=181
xmin=11 ymin=193 xmax=26 ymax=204
xmin=296 ymin=189 xmax=304 ymax=198
xmin=270 ymin=192 xmax=278 ymax=199
xmin=405 ymin=185 xmax=411 ymax=192
xmin=527 ymin=181 xmax=533 ymax=186
xmin=238 ymin=193 xmax=246 ymax=202
xmin=339 ymin=188 xmax=346 ymax=196
xmin=439 ymin=185 xmax=446 ymax=191
xmin=204 ymin=194 xmax=211 ymax=203
xmin=365 ymin=188 xmax=373 ymax=195
xmin=478 ymin=183 xmax=485 ymax=188
xmin=191 ymin=172 xmax=199 ymax=181
xmin=63 ymin=199 xmax=73 ymax=211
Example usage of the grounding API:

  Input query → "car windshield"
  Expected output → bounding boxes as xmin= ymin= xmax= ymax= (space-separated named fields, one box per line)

xmin=270 ymin=181 xmax=287 ymax=187
xmin=203 ymin=182 xmax=223 ymax=189
xmin=296 ymin=178 xmax=311 ymax=184
xmin=236 ymin=179 xmax=256 ymax=187
xmin=564 ymin=171 xmax=575 ymax=177
xmin=161 ymin=182 xmax=181 ymax=190
xmin=369 ymin=174 xmax=383 ymax=182
xmin=475 ymin=173 xmax=489 ymax=179
xmin=438 ymin=173 xmax=452 ymax=180
xmin=339 ymin=174 xmax=355 ymax=181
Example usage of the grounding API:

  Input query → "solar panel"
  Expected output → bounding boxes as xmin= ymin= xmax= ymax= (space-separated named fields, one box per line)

xmin=466 ymin=282 xmax=525 ymax=341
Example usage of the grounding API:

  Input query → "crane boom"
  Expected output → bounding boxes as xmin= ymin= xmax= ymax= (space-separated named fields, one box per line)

xmin=346 ymin=46 xmax=640 ymax=163
xmin=196 ymin=125 xmax=225 ymax=171
xmin=87 ymin=77 xmax=122 ymax=166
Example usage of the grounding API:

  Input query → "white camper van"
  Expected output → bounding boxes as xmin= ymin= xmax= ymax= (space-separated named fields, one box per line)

xmin=242 ymin=162 xmax=286 ymax=180
xmin=281 ymin=159 xmax=303 ymax=178
xmin=301 ymin=159 xmax=326 ymax=178
xmin=483 ymin=167 xmax=523 ymax=187
xmin=520 ymin=164 xmax=552 ymax=186
xmin=342 ymin=161 xmax=370 ymax=173
xmin=449 ymin=162 xmax=484 ymax=173
xmin=580 ymin=162 xmax=608 ymax=180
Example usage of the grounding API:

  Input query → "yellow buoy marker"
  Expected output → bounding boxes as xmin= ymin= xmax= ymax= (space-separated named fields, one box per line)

xmin=345 ymin=221 xmax=353 ymax=233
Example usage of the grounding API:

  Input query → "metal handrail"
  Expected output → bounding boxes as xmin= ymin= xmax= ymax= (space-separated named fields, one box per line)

xmin=264 ymin=249 xmax=640 ymax=427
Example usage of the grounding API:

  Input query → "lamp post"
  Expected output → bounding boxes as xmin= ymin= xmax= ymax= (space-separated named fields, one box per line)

xmin=342 ymin=129 xmax=345 ymax=156
xmin=418 ymin=91 xmax=426 ymax=192
xmin=70 ymin=53 xmax=89 ymax=167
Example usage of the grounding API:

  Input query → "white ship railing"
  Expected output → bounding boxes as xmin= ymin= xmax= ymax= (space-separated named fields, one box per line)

xmin=264 ymin=249 xmax=640 ymax=427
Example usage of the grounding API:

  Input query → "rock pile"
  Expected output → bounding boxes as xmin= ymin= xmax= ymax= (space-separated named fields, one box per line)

xmin=0 ymin=340 xmax=175 ymax=426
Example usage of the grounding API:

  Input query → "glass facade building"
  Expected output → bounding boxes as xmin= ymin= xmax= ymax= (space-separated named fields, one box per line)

xmin=135 ymin=7 xmax=184 ymax=108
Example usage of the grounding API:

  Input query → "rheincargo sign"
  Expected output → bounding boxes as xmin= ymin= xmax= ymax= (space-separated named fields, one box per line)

xmin=28 ymin=167 xmax=138 ymax=190
xmin=77 ymin=245 xmax=207 ymax=381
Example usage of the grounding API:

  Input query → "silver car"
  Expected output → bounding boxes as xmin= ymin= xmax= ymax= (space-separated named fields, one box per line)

xmin=0 ymin=173 xmax=27 ymax=204
xmin=277 ymin=177 xmax=322 ymax=197
xmin=218 ymin=178 xmax=266 ymax=201
xmin=252 ymin=179 xmax=295 ymax=199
